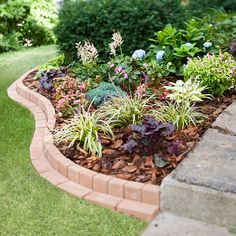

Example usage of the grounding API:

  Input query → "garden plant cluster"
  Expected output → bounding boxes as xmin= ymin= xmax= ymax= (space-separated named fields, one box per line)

xmin=24 ymin=1 xmax=236 ymax=184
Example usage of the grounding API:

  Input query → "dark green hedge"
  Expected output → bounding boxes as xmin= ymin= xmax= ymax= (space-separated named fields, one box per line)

xmin=55 ymin=0 xmax=186 ymax=60
xmin=55 ymin=0 xmax=236 ymax=61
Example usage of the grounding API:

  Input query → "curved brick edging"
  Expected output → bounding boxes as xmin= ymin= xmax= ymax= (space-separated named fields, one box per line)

xmin=7 ymin=69 xmax=160 ymax=221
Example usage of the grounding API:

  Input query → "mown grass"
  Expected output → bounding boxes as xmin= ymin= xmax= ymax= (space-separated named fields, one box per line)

xmin=0 ymin=46 xmax=146 ymax=236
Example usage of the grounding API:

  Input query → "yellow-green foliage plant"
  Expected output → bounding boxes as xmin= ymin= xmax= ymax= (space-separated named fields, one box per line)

xmin=184 ymin=52 xmax=236 ymax=95
xmin=97 ymin=95 xmax=154 ymax=128
xmin=53 ymin=107 xmax=113 ymax=157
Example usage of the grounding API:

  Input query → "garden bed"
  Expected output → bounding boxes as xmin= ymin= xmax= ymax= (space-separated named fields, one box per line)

xmin=23 ymin=70 xmax=236 ymax=186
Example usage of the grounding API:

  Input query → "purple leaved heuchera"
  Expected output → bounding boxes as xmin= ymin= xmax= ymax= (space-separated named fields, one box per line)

xmin=122 ymin=117 xmax=178 ymax=156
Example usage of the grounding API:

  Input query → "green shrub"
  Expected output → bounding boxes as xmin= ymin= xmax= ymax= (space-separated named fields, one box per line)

xmin=55 ymin=0 xmax=186 ymax=60
xmin=0 ymin=0 xmax=57 ymax=53
xmin=184 ymin=52 xmax=236 ymax=95
xmin=55 ymin=0 xmax=236 ymax=61
xmin=86 ymin=82 xmax=126 ymax=107
xmin=0 ymin=32 xmax=22 ymax=52
xmin=211 ymin=12 xmax=236 ymax=47
xmin=184 ymin=0 xmax=236 ymax=13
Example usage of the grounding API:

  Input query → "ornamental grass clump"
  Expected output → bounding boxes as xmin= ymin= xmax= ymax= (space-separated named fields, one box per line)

xmin=152 ymin=102 xmax=206 ymax=130
xmin=184 ymin=52 xmax=236 ymax=95
xmin=53 ymin=107 xmax=113 ymax=157
xmin=97 ymin=95 xmax=153 ymax=128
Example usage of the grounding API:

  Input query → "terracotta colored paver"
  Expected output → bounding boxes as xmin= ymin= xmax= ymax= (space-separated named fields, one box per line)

xmin=142 ymin=184 xmax=160 ymax=206
xmin=58 ymin=181 xmax=92 ymax=198
xmin=93 ymin=174 xmax=112 ymax=193
xmin=80 ymin=169 xmax=97 ymax=188
xmin=108 ymin=178 xmax=128 ymax=198
xmin=68 ymin=164 xmax=84 ymax=184
xmin=125 ymin=181 xmax=143 ymax=201
xmin=117 ymin=199 xmax=159 ymax=221
xmin=58 ymin=158 xmax=74 ymax=177
xmin=31 ymin=158 xmax=52 ymax=173
xmin=85 ymin=191 xmax=122 ymax=210
xmin=41 ymin=170 xmax=67 ymax=186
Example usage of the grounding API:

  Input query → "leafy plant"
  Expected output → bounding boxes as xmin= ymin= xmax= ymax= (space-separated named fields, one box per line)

xmin=173 ymin=43 xmax=201 ymax=58
xmin=53 ymin=76 xmax=86 ymax=117
xmin=142 ymin=60 xmax=176 ymax=83
xmin=151 ymin=78 xmax=209 ymax=130
xmin=53 ymin=107 xmax=114 ymax=157
xmin=38 ymin=67 xmax=66 ymax=90
xmin=86 ymin=82 xmax=126 ymax=107
xmin=164 ymin=79 xmax=211 ymax=104
xmin=35 ymin=54 xmax=65 ymax=78
xmin=72 ymin=62 xmax=104 ymax=82
xmin=148 ymin=18 xmax=222 ymax=75
xmin=152 ymin=102 xmax=206 ymax=130
xmin=122 ymin=116 xmax=178 ymax=156
xmin=184 ymin=52 xmax=236 ymax=95
xmin=98 ymin=95 xmax=153 ymax=127
xmin=108 ymin=58 xmax=142 ymax=90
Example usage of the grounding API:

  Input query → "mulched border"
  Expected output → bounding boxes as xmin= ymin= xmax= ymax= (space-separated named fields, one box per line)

xmin=7 ymin=69 xmax=160 ymax=221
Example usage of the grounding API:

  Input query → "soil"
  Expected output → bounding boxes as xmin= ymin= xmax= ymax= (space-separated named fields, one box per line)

xmin=24 ymin=70 xmax=236 ymax=185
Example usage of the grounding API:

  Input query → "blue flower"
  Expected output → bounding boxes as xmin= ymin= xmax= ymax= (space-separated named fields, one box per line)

xmin=182 ymin=42 xmax=192 ymax=47
xmin=203 ymin=42 xmax=212 ymax=48
xmin=132 ymin=49 xmax=146 ymax=59
xmin=156 ymin=50 xmax=165 ymax=62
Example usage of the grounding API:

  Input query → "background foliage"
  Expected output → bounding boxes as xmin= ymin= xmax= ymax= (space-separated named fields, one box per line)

xmin=55 ymin=0 xmax=186 ymax=60
xmin=0 ymin=0 xmax=58 ymax=53
xmin=55 ymin=0 xmax=236 ymax=61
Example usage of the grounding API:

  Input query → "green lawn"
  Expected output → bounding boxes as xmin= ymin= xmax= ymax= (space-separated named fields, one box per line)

xmin=0 ymin=46 xmax=146 ymax=236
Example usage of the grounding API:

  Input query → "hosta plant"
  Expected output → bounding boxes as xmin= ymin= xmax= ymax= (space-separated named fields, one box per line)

xmin=53 ymin=107 xmax=113 ymax=157
xmin=164 ymin=79 xmax=211 ymax=104
xmin=97 ymin=95 xmax=153 ymax=128
xmin=184 ymin=52 xmax=236 ymax=95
